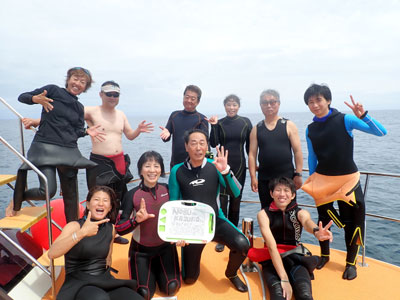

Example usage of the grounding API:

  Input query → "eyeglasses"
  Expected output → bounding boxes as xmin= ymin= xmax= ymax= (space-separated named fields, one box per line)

xmin=260 ymin=100 xmax=280 ymax=106
xmin=105 ymin=92 xmax=120 ymax=98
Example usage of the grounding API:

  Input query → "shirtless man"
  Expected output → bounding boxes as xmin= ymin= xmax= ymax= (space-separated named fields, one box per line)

xmin=85 ymin=80 xmax=153 ymax=204
xmin=248 ymin=89 xmax=303 ymax=209
xmin=85 ymin=81 xmax=153 ymax=244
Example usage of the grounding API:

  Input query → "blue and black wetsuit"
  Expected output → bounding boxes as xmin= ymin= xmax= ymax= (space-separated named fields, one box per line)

xmin=116 ymin=182 xmax=180 ymax=300
xmin=306 ymin=108 xmax=387 ymax=265
xmin=257 ymin=118 xmax=295 ymax=208
xmin=169 ymin=158 xmax=250 ymax=283
xmin=261 ymin=201 xmax=316 ymax=300
xmin=163 ymin=110 xmax=208 ymax=169
xmin=210 ymin=115 xmax=252 ymax=226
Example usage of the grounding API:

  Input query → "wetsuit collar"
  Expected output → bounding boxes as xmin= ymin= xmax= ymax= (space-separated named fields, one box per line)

xmin=269 ymin=200 xmax=298 ymax=212
xmin=139 ymin=181 xmax=158 ymax=194
xmin=183 ymin=109 xmax=197 ymax=114
xmin=184 ymin=157 xmax=207 ymax=170
xmin=63 ymin=88 xmax=79 ymax=100
xmin=313 ymin=108 xmax=332 ymax=122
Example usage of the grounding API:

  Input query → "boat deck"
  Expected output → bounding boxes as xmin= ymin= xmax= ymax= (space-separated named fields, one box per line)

xmin=43 ymin=234 xmax=400 ymax=300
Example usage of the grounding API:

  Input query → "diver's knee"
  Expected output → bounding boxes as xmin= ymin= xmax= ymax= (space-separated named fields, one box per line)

xmin=137 ymin=287 xmax=150 ymax=300
xmin=167 ymin=280 xmax=180 ymax=295
xmin=294 ymin=281 xmax=313 ymax=300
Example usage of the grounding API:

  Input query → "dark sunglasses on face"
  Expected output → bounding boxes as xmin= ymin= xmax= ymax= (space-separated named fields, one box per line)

xmin=105 ymin=92 xmax=120 ymax=98
xmin=261 ymin=99 xmax=280 ymax=106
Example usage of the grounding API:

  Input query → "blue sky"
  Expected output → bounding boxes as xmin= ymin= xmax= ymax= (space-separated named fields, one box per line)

xmin=1 ymin=0 xmax=399 ymax=119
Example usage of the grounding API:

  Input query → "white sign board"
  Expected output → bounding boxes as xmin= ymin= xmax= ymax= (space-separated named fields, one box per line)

xmin=157 ymin=200 xmax=215 ymax=244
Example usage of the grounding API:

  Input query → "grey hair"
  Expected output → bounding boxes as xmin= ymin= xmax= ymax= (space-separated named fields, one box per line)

xmin=259 ymin=89 xmax=280 ymax=103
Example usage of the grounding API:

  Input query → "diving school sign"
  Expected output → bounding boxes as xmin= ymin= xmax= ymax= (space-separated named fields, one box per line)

xmin=157 ymin=200 xmax=215 ymax=243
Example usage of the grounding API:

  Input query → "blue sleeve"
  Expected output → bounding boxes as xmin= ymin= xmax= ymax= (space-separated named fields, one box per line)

xmin=306 ymin=127 xmax=317 ymax=175
xmin=344 ymin=114 xmax=387 ymax=137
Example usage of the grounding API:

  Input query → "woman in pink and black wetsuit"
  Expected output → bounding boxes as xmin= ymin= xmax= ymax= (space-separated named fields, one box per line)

xmin=115 ymin=151 xmax=181 ymax=300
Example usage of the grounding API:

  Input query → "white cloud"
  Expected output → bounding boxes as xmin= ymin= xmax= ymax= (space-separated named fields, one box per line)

xmin=1 ymin=0 xmax=399 ymax=119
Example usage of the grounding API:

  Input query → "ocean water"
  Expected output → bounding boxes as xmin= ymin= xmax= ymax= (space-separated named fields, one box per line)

xmin=0 ymin=110 xmax=399 ymax=266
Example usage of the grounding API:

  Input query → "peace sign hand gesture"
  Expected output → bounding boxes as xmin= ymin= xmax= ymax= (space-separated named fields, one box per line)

xmin=81 ymin=211 xmax=110 ymax=237
xmin=135 ymin=198 xmax=155 ymax=223
xmin=345 ymin=95 xmax=366 ymax=118
xmin=314 ymin=220 xmax=333 ymax=242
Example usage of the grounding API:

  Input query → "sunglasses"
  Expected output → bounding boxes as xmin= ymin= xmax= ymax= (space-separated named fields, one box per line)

xmin=72 ymin=67 xmax=91 ymax=77
xmin=105 ymin=92 xmax=120 ymax=98
xmin=261 ymin=100 xmax=280 ymax=106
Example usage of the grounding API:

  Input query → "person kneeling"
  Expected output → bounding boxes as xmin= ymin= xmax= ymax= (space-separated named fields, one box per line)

xmin=257 ymin=177 xmax=333 ymax=300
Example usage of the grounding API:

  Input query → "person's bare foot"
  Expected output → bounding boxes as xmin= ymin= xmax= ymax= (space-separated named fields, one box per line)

xmin=5 ymin=201 xmax=17 ymax=217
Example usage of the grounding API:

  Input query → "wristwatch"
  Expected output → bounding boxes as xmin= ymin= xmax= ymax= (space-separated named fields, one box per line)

xmin=294 ymin=172 xmax=302 ymax=177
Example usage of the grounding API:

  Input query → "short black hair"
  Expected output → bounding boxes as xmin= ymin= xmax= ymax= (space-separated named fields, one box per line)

xmin=184 ymin=128 xmax=209 ymax=144
xmin=223 ymin=94 xmax=240 ymax=106
xmin=184 ymin=85 xmax=202 ymax=101
xmin=269 ymin=177 xmax=296 ymax=195
xmin=137 ymin=151 xmax=165 ymax=179
xmin=304 ymin=83 xmax=332 ymax=105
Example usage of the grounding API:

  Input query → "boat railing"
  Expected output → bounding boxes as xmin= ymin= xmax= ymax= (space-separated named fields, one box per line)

xmin=241 ymin=169 xmax=400 ymax=267
xmin=0 ymin=135 xmax=56 ymax=298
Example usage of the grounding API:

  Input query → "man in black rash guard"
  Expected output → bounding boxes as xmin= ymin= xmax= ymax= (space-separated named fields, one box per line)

xmin=169 ymin=129 xmax=250 ymax=293
xmin=248 ymin=89 xmax=303 ymax=209
xmin=159 ymin=85 xmax=208 ymax=169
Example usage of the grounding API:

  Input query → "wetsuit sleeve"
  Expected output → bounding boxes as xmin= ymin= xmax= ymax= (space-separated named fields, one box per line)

xmin=168 ymin=164 xmax=182 ymax=200
xmin=217 ymin=166 xmax=241 ymax=198
xmin=115 ymin=189 xmax=138 ymax=235
xmin=306 ymin=128 xmax=318 ymax=175
xmin=245 ymin=118 xmax=253 ymax=155
xmin=344 ymin=114 xmax=387 ymax=137
xmin=18 ymin=85 xmax=51 ymax=105
xmin=209 ymin=124 xmax=220 ymax=148
xmin=199 ymin=115 xmax=209 ymax=133
xmin=74 ymin=110 xmax=86 ymax=138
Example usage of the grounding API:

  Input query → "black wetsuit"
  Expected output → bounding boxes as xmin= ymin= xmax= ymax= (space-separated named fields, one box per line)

xmin=58 ymin=219 xmax=142 ymax=300
xmin=307 ymin=109 xmax=363 ymax=265
xmin=14 ymin=85 xmax=95 ymax=222
xmin=210 ymin=115 xmax=252 ymax=226
xmin=256 ymin=119 xmax=295 ymax=208
xmin=86 ymin=153 xmax=133 ymax=206
xmin=169 ymin=158 xmax=249 ymax=283
xmin=115 ymin=183 xmax=180 ymax=300
xmin=261 ymin=201 xmax=317 ymax=300
xmin=163 ymin=110 xmax=208 ymax=169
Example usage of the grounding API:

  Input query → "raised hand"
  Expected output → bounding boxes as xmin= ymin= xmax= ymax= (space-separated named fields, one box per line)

xmin=206 ymin=115 xmax=218 ymax=125
xmin=315 ymin=220 xmax=333 ymax=242
xmin=32 ymin=90 xmax=54 ymax=112
xmin=135 ymin=198 xmax=155 ymax=223
xmin=345 ymin=95 xmax=366 ymax=118
xmin=81 ymin=211 xmax=110 ymax=237
xmin=87 ymin=124 xmax=106 ymax=142
xmin=212 ymin=146 xmax=228 ymax=173
xmin=137 ymin=120 xmax=154 ymax=133
xmin=159 ymin=126 xmax=171 ymax=140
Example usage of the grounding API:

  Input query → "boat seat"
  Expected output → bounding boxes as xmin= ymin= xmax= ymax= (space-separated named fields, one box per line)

xmin=0 ymin=174 xmax=16 ymax=187
xmin=0 ymin=206 xmax=49 ymax=232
